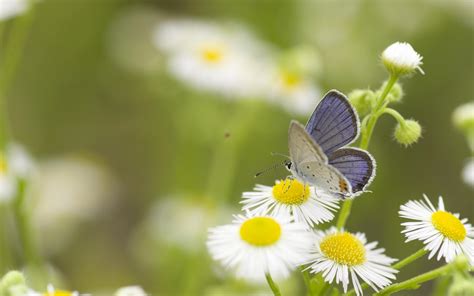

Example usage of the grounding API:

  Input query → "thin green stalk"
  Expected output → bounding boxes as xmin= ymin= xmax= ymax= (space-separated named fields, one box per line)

xmin=265 ymin=273 xmax=282 ymax=296
xmin=336 ymin=75 xmax=399 ymax=230
xmin=392 ymin=248 xmax=427 ymax=270
xmin=0 ymin=8 xmax=35 ymax=98
xmin=344 ymin=248 xmax=427 ymax=296
xmin=13 ymin=179 xmax=42 ymax=268
xmin=374 ymin=262 xmax=455 ymax=295
xmin=382 ymin=108 xmax=405 ymax=125
xmin=359 ymin=74 xmax=398 ymax=150
xmin=336 ymin=199 xmax=353 ymax=229
xmin=301 ymin=269 xmax=319 ymax=296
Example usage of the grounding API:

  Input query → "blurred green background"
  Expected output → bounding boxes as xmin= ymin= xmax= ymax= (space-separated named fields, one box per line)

xmin=2 ymin=0 xmax=473 ymax=295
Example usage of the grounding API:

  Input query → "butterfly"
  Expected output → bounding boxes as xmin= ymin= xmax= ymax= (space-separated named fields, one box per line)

xmin=285 ymin=90 xmax=376 ymax=199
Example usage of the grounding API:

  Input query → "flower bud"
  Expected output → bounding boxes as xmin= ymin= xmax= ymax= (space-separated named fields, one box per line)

xmin=448 ymin=268 xmax=474 ymax=296
xmin=382 ymin=42 xmax=423 ymax=76
xmin=387 ymin=82 xmax=404 ymax=103
xmin=453 ymin=102 xmax=474 ymax=132
xmin=462 ymin=158 xmax=474 ymax=188
xmin=348 ymin=89 xmax=375 ymax=117
xmin=0 ymin=271 xmax=28 ymax=296
xmin=394 ymin=119 xmax=422 ymax=147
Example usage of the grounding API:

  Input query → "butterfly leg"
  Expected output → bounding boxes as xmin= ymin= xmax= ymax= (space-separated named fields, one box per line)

xmin=283 ymin=175 xmax=295 ymax=193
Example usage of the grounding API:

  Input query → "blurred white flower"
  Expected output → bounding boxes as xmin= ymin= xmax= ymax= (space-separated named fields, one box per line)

xmin=207 ymin=212 xmax=313 ymax=283
xmin=30 ymin=155 xmax=117 ymax=254
xmin=135 ymin=196 xmax=233 ymax=255
xmin=462 ymin=158 xmax=474 ymax=188
xmin=28 ymin=284 xmax=79 ymax=296
xmin=0 ymin=0 xmax=28 ymax=20
xmin=0 ymin=143 xmax=35 ymax=203
xmin=107 ymin=6 xmax=163 ymax=74
xmin=153 ymin=19 xmax=271 ymax=98
xmin=382 ymin=42 xmax=423 ymax=76
xmin=267 ymin=67 xmax=321 ymax=115
xmin=115 ymin=286 xmax=147 ymax=296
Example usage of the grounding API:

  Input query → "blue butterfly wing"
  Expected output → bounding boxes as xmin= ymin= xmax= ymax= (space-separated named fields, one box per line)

xmin=328 ymin=147 xmax=375 ymax=194
xmin=305 ymin=90 xmax=360 ymax=156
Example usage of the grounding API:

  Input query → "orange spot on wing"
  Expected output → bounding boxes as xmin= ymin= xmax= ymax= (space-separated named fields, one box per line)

xmin=339 ymin=178 xmax=349 ymax=193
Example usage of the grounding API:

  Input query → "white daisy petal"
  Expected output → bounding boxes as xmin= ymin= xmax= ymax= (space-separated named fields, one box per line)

xmin=241 ymin=179 xmax=339 ymax=229
xmin=207 ymin=211 xmax=313 ymax=283
xmin=308 ymin=227 xmax=397 ymax=295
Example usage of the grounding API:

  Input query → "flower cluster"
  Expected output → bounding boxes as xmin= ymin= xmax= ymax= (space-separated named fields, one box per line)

xmin=152 ymin=18 xmax=322 ymax=115
xmin=208 ymin=176 xmax=400 ymax=295
xmin=206 ymin=41 xmax=474 ymax=296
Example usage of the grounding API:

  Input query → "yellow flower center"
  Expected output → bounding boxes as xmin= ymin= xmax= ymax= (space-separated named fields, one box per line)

xmin=240 ymin=217 xmax=281 ymax=246
xmin=44 ymin=290 xmax=74 ymax=296
xmin=272 ymin=178 xmax=310 ymax=205
xmin=200 ymin=46 xmax=223 ymax=63
xmin=281 ymin=71 xmax=302 ymax=89
xmin=320 ymin=232 xmax=366 ymax=266
xmin=431 ymin=211 xmax=466 ymax=242
xmin=0 ymin=153 xmax=7 ymax=174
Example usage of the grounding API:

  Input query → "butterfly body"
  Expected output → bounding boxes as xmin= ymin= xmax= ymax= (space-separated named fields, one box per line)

xmin=287 ymin=90 xmax=375 ymax=199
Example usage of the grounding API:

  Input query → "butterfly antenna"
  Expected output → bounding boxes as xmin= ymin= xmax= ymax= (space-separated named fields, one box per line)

xmin=255 ymin=160 xmax=287 ymax=177
xmin=270 ymin=152 xmax=290 ymax=159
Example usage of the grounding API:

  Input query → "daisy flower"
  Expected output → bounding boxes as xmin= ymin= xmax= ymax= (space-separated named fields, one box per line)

xmin=0 ymin=0 xmax=28 ymax=20
xmin=267 ymin=67 xmax=321 ymax=115
xmin=153 ymin=19 xmax=270 ymax=98
xmin=399 ymin=194 xmax=474 ymax=265
xmin=241 ymin=178 xmax=339 ymax=229
xmin=308 ymin=227 xmax=397 ymax=296
xmin=28 ymin=284 xmax=80 ymax=296
xmin=207 ymin=212 xmax=313 ymax=283
xmin=381 ymin=41 xmax=424 ymax=76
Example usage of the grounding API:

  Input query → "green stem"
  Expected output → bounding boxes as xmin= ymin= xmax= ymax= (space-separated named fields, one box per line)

xmin=392 ymin=248 xmax=427 ymax=270
xmin=336 ymin=199 xmax=353 ymax=230
xmin=375 ymin=262 xmax=455 ymax=295
xmin=359 ymin=74 xmax=398 ymax=150
xmin=382 ymin=108 xmax=405 ymax=126
xmin=336 ymin=75 xmax=399 ymax=230
xmin=265 ymin=273 xmax=282 ymax=296
xmin=12 ymin=179 xmax=42 ymax=268
xmin=0 ymin=7 xmax=35 ymax=98
xmin=301 ymin=269 xmax=318 ymax=296
xmin=344 ymin=248 xmax=427 ymax=296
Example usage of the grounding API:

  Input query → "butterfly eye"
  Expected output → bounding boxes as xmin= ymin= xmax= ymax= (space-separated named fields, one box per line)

xmin=285 ymin=161 xmax=292 ymax=170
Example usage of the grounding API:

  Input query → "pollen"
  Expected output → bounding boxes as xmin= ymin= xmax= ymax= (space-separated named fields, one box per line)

xmin=272 ymin=178 xmax=310 ymax=205
xmin=320 ymin=232 xmax=366 ymax=266
xmin=281 ymin=71 xmax=302 ymax=89
xmin=240 ymin=217 xmax=281 ymax=246
xmin=201 ymin=46 xmax=223 ymax=63
xmin=431 ymin=211 xmax=466 ymax=242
